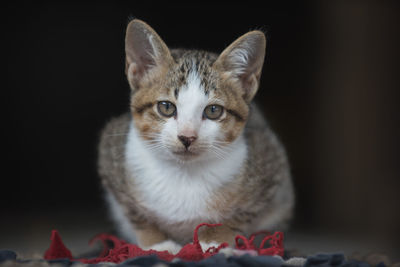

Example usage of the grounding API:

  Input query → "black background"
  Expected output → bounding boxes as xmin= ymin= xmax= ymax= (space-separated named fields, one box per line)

xmin=3 ymin=1 xmax=400 ymax=255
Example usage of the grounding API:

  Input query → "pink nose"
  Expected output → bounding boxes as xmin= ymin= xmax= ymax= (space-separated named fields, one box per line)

xmin=178 ymin=135 xmax=197 ymax=149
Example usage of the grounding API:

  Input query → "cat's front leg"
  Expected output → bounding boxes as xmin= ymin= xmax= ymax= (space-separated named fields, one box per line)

xmin=135 ymin=222 xmax=182 ymax=254
xmin=198 ymin=224 xmax=260 ymax=257
xmin=198 ymin=224 xmax=241 ymax=252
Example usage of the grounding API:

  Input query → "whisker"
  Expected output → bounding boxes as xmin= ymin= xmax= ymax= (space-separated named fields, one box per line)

xmin=144 ymin=143 xmax=165 ymax=150
xmin=212 ymin=141 xmax=234 ymax=153
xmin=210 ymin=148 xmax=225 ymax=160
xmin=205 ymin=144 xmax=230 ymax=160
xmin=104 ymin=132 xmax=130 ymax=137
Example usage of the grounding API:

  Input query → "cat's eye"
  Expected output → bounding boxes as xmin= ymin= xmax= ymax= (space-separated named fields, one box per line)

xmin=203 ymin=105 xmax=224 ymax=120
xmin=157 ymin=101 xmax=176 ymax=117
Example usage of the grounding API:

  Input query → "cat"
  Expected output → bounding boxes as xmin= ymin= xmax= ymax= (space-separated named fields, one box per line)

xmin=98 ymin=19 xmax=294 ymax=254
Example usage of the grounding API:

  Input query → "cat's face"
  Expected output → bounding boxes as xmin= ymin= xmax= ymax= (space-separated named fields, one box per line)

xmin=125 ymin=20 xmax=265 ymax=162
xmin=130 ymin=53 xmax=248 ymax=162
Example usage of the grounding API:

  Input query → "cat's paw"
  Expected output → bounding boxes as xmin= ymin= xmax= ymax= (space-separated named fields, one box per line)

xmin=214 ymin=247 xmax=258 ymax=257
xmin=199 ymin=241 xmax=221 ymax=252
xmin=145 ymin=240 xmax=182 ymax=254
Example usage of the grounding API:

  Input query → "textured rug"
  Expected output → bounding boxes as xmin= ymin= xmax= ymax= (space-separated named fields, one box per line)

xmin=2 ymin=249 xmax=396 ymax=267
xmin=0 ymin=223 xmax=396 ymax=266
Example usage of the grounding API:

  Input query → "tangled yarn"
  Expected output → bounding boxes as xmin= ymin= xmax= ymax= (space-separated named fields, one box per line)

xmin=44 ymin=223 xmax=284 ymax=263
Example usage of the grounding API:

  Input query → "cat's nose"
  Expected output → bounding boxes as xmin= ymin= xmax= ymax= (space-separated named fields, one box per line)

xmin=178 ymin=135 xmax=197 ymax=149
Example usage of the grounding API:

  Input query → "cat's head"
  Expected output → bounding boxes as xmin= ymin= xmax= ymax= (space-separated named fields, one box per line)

xmin=125 ymin=19 xmax=266 ymax=163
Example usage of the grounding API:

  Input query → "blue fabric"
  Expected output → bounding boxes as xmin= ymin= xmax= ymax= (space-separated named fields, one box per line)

xmin=304 ymin=253 xmax=346 ymax=266
xmin=0 ymin=249 xmax=387 ymax=266
xmin=117 ymin=253 xmax=284 ymax=267
xmin=342 ymin=259 xmax=371 ymax=267
xmin=0 ymin=250 xmax=17 ymax=263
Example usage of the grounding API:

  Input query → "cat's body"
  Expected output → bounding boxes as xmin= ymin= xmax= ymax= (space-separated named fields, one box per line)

xmin=98 ymin=20 xmax=294 ymax=253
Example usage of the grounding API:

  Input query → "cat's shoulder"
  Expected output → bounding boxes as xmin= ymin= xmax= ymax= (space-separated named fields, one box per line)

xmin=246 ymin=103 xmax=269 ymax=130
xmin=100 ymin=113 xmax=131 ymax=140
xmin=245 ymin=104 xmax=286 ymax=159
xmin=98 ymin=113 xmax=132 ymax=161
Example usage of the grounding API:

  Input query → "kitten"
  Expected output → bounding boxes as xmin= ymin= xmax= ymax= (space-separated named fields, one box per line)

xmin=98 ymin=19 xmax=294 ymax=254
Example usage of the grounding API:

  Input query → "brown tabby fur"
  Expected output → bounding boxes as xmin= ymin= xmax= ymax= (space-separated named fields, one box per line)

xmin=98 ymin=19 xmax=294 ymax=247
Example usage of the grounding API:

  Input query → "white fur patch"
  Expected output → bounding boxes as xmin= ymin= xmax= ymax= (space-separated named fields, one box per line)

xmin=145 ymin=240 xmax=182 ymax=254
xmin=161 ymin=71 xmax=210 ymax=155
xmin=125 ymin=122 xmax=247 ymax=224
xmin=176 ymin=70 xmax=208 ymax=128
xmin=200 ymin=241 xmax=221 ymax=252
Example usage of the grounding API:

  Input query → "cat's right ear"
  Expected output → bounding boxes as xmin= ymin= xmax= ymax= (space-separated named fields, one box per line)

xmin=213 ymin=31 xmax=266 ymax=104
xmin=125 ymin=19 xmax=173 ymax=90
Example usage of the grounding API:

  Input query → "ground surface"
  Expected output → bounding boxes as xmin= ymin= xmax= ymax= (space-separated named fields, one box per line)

xmin=1 ymin=209 xmax=398 ymax=263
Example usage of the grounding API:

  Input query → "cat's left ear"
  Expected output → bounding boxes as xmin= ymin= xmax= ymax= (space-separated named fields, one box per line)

xmin=125 ymin=19 xmax=173 ymax=90
xmin=214 ymin=31 xmax=266 ymax=103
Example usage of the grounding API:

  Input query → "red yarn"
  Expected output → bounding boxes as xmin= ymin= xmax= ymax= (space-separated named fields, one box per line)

xmin=44 ymin=223 xmax=284 ymax=263
xmin=235 ymin=231 xmax=284 ymax=257
xmin=44 ymin=230 xmax=73 ymax=260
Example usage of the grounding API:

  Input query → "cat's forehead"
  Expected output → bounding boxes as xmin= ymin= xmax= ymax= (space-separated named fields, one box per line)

xmin=167 ymin=50 xmax=219 ymax=98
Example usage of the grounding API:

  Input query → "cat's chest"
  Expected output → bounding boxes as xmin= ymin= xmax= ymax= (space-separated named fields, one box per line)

xmin=132 ymin=167 xmax=220 ymax=223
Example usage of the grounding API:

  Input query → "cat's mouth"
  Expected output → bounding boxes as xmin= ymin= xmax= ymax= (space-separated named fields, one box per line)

xmin=172 ymin=149 xmax=199 ymax=158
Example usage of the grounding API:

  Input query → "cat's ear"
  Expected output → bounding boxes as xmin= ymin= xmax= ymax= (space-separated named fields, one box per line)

xmin=125 ymin=19 xmax=173 ymax=90
xmin=214 ymin=31 xmax=266 ymax=103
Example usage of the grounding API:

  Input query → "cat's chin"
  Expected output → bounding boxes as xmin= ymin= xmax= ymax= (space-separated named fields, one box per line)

xmin=171 ymin=150 xmax=202 ymax=162
xmin=172 ymin=150 xmax=198 ymax=157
